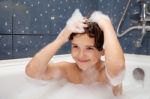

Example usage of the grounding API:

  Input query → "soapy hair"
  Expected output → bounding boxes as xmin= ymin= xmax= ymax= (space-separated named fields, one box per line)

xmin=69 ymin=22 xmax=104 ymax=51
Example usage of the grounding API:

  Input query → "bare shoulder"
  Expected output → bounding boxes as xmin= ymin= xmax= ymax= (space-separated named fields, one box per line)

xmin=45 ymin=61 xmax=77 ymax=79
xmin=48 ymin=61 xmax=79 ymax=74
xmin=47 ymin=61 xmax=81 ymax=82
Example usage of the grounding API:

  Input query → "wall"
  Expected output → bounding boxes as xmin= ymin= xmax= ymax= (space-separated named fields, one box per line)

xmin=1 ymin=0 xmax=150 ymax=60
xmin=0 ymin=0 xmax=98 ymax=60
xmin=98 ymin=0 xmax=150 ymax=55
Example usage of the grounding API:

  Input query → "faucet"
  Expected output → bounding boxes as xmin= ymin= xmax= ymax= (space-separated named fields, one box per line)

xmin=117 ymin=0 xmax=150 ymax=47
xmin=140 ymin=0 xmax=146 ymax=20
xmin=136 ymin=1 xmax=148 ymax=47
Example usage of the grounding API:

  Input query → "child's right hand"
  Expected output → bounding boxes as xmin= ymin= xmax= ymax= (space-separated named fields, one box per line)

xmin=56 ymin=9 xmax=88 ymax=43
xmin=66 ymin=9 xmax=87 ymax=33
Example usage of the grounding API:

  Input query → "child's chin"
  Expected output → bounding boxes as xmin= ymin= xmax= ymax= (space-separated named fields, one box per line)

xmin=78 ymin=65 xmax=89 ymax=71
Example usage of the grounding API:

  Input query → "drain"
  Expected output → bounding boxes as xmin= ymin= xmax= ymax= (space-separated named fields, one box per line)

xmin=133 ymin=67 xmax=145 ymax=87
xmin=133 ymin=67 xmax=145 ymax=81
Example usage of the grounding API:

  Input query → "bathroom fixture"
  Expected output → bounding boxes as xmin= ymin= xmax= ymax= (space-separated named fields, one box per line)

xmin=133 ymin=67 xmax=145 ymax=82
xmin=117 ymin=0 xmax=150 ymax=47
xmin=133 ymin=67 xmax=145 ymax=87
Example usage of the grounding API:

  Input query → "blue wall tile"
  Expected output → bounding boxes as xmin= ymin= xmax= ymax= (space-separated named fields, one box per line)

xmin=0 ymin=0 xmax=12 ymax=34
xmin=1 ymin=0 xmax=150 ymax=60
xmin=147 ymin=35 xmax=150 ymax=54
xmin=0 ymin=0 xmax=98 ymax=59
xmin=12 ymin=35 xmax=56 ymax=58
xmin=98 ymin=0 xmax=150 ymax=55
xmin=0 ymin=35 xmax=12 ymax=59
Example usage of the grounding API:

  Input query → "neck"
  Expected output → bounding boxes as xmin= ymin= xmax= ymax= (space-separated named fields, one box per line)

xmin=81 ymin=61 xmax=101 ymax=74
xmin=81 ymin=63 xmax=99 ymax=84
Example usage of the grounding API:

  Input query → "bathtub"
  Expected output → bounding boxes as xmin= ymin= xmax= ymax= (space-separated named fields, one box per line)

xmin=0 ymin=54 xmax=150 ymax=99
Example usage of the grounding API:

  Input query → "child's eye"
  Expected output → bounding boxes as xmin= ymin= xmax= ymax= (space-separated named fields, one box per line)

xmin=72 ymin=45 xmax=78 ymax=48
xmin=87 ymin=47 xmax=94 ymax=50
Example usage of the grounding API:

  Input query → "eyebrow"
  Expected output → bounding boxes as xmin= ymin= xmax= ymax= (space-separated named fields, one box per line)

xmin=71 ymin=43 xmax=95 ymax=48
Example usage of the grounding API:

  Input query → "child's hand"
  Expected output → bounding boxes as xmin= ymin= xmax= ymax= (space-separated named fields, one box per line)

xmin=89 ymin=11 xmax=111 ymax=31
xmin=56 ymin=9 xmax=87 ymax=43
xmin=112 ymin=84 xmax=122 ymax=96
xmin=66 ymin=9 xmax=87 ymax=33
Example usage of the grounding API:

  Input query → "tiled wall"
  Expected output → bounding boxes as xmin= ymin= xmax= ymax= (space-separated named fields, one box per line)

xmin=0 ymin=0 xmax=98 ymax=60
xmin=0 ymin=0 xmax=150 ymax=60
xmin=98 ymin=0 xmax=150 ymax=55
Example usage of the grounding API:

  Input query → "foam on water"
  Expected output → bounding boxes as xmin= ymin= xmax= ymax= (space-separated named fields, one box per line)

xmin=1 ymin=72 xmax=150 ymax=99
xmin=14 ymin=77 xmax=115 ymax=99
xmin=1 ymin=64 xmax=150 ymax=99
xmin=10 ymin=75 xmax=150 ymax=99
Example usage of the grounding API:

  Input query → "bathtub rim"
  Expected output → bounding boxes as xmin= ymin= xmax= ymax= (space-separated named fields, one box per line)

xmin=0 ymin=53 xmax=150 ymax=67
xmin=0 ymin=53 xmax=150 ymax=87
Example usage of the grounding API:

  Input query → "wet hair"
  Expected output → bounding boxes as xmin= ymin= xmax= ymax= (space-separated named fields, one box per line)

xmin=69 ymin=22 xmax=104 ymax=51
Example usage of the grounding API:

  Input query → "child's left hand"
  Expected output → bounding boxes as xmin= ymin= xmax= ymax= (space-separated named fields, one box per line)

xmin=112 ymin=84 xmax=122 ymax=96
xmin=89 ymin=11 xmax=111 ymax=31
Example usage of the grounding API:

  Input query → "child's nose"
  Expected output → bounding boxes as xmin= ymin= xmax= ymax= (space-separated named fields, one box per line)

xmin=78 ymin=50 xmax=85 ymax=58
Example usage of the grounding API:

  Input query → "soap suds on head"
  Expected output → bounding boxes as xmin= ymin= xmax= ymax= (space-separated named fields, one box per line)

xmin=68 ymin=9 xmax=83 ymax=22
xmin=89 ymin=11 xmax=110 ymax=23
xmin=66 ymin=9 xmax=85 ymax=33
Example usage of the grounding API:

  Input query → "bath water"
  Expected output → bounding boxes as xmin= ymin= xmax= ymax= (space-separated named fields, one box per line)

xmin=11 ymin=76 xmax=150 ymax=99
xmin=14 ymin=77 xmax=114 ymax=99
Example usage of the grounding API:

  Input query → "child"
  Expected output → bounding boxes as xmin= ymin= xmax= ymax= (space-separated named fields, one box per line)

xmin=25 ymin=9 xmax=125 ymax=96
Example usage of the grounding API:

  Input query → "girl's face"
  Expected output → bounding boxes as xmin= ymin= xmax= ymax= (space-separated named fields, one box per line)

xmin=71 ymin=34 xmax=103 ymax=71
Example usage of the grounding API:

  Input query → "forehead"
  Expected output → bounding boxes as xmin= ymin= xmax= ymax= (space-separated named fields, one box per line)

xmin=71 ymin=34 xmax=95 ymax=45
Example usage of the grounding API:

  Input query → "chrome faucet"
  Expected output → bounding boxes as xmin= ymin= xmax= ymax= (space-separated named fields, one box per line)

xmin=140 ymin=0 xmax=146 ymax=20
xmin=117 ymin=0 xmax=150 ymax=47
xmin=134 ymin=1 xmax=146 ymax=47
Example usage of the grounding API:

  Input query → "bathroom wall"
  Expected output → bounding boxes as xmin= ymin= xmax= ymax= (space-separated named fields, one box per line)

xmin=0 ymin=0 xmax=98 ymax=60
xmin=98 ymin=0 xmax=150 ymax=55
xmin=0 ymin=0 xmax=150 ymax=60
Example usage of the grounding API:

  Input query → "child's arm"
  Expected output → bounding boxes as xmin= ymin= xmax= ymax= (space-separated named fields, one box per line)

xmin=90 ymin=11 xmax=125 ymax=95
xmin=25 ymin=9 xmax=87 ymax=79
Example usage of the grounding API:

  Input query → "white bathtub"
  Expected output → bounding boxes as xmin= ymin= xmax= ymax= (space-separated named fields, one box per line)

xmin=0 ymin=54 xmax=150 ymax=99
